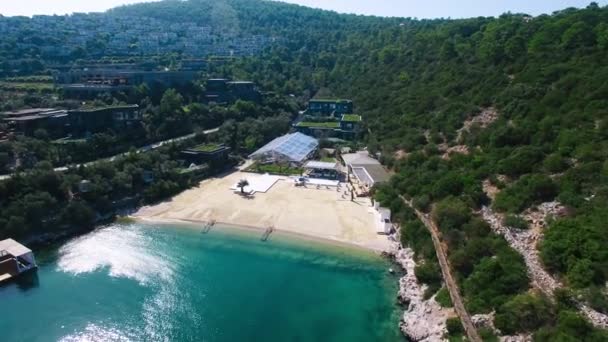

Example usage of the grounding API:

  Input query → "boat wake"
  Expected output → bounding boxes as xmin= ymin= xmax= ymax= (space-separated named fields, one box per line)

xmin=56 ymin=224 xmax=175 ymax=285
xmin=59 ymin=323 xmax=135 ymax=342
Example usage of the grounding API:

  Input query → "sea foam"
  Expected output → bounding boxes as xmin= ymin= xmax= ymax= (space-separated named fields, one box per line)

xmin=57 ymin=224 xmax=175 ymax=285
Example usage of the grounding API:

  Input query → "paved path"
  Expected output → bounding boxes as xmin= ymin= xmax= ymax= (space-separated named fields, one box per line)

xmin=0 ymin=128 xmax=220 ymax=180
xmin=401 ymin=196 xmax=482 ymax=342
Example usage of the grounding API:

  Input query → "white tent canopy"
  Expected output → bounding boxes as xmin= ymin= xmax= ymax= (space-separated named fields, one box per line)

xmin=249 ymin=132 xmax=318 ymax=164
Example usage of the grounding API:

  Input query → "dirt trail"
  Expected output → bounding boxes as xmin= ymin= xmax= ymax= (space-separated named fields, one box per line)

xmin=401 ymin=196 xmax=482 ymax=342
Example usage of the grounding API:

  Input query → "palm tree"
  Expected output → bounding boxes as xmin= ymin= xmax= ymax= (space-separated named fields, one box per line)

xmin=369 ymin=185 xmax=378 ymax=206
xmin=237 ymin=179 xmax=249 ymax=194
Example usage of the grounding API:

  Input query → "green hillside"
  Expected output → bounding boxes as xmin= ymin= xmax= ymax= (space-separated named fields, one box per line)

xmin=213 ymin=2 xmax=608 ymax=339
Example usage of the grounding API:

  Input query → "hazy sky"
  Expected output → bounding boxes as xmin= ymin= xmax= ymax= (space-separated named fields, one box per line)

xmin=1 ymin=0 xmax=606 ymax=18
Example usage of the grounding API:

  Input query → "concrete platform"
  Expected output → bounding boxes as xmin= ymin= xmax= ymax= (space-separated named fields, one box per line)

xmin=0 ymin=273 xmax=12 ymax=283
xmin=230 ymin=174 xmax=282 ymax=193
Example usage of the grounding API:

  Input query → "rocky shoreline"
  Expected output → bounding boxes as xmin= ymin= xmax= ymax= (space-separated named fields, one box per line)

xmin=388 ymin=241 xmax=453 ymax=341
xmin=387 ymin=235 xmax=537 ymax=342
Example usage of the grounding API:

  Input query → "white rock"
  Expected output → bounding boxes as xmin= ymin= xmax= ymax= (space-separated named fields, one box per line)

xmin=390 ymin=244 xmax=452 ymax=341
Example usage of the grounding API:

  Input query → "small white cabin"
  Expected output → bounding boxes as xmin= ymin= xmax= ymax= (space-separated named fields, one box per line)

xmin=374 ymin=203 xmax=393 ymax=235
xmin=0 ymin=239 xmax=37 ymax=283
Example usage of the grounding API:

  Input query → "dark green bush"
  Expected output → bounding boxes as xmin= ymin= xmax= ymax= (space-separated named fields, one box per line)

xmin=495 ymin=293 xmax=554 ymax=334
xmin=446 ymin=317 xmax=463 ymax=336
xmin=435 ymin=287 xmax=453 ymax=308
xmin=503 ymin=215 xmax=528 ymax=229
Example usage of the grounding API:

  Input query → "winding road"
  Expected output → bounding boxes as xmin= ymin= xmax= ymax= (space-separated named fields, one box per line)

xmin=400 ymin=196 xmax=482 ymax=342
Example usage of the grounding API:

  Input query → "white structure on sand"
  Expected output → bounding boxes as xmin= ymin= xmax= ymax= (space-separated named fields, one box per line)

xmin=249 ymin=132 xmax=318 ymax=165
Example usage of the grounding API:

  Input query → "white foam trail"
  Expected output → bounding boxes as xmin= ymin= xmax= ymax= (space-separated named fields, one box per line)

xmin=59 ymin=323 xmax=134 ymax=342
xmin=57 ymin=225 xmax=174 ymax=285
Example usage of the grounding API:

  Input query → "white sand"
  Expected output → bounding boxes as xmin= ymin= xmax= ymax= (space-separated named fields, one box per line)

xmin=134 ymin=171 xmax=391 ymax=252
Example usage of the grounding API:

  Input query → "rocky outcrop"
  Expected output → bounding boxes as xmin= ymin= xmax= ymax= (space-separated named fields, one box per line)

xmin=481 ymin=205 xmax=561 ymax=294
xmin=480 ymin=204 xmax=608 ymax=329
xmin=394 ymin=150 xmax=410 ymax=160
xmin=440 ymin=145 xmax=470 ymax=160
xmin=580 ymin=305 xmax=608 ymax=328
xmin=471 ymin=312 xmax=532 ymax=342
xmin=471 ymin=312 xmax=496 ymax=331
xmin=499 ymin=335 xmax=533 ymax=342
xmin=521 ymin=201 xmax=570 ymax=231
xmin=391 ymin=244 xmax=453 ymax=341
xmin=457 ymin=107 xmax=499 ymax=142
xmin=482 ymin=179 xmax=500 ymax=201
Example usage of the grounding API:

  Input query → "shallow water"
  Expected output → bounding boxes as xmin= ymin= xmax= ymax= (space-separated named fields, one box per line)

xmin=0 ymin=223 xmax=403 ymax=341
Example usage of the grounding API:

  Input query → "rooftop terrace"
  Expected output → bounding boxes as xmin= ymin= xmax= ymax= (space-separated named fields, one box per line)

xmin=310 ymin=99 xmax=352 ymax=103
xmin=341 ymin=114 xmax=362 ymax=122
xmin=296 ymin=121 xmax=340 ymax=129
xmin=190 ymin=143 xmax=226 ymax=153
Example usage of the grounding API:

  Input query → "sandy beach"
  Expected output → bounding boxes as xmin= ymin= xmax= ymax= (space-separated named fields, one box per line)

xmin=133 ymin=171 xmax=391 ymax=252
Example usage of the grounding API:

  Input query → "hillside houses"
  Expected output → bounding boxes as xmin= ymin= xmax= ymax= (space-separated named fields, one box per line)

xmin=0 ymin=14 xmax=274 ymax=60
xmin=2 ymin=105 xmax=143 ymax=139
xmin=294 ymin=99 xmax=362 ymax=139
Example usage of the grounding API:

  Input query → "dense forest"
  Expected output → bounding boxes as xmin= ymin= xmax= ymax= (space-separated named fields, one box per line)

xmin=1 ymin=0 xmax=608 ymax=340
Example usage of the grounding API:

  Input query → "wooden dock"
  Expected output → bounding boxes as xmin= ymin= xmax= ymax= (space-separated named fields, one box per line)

xmin=261 ymin=226 xmax=274 ymax=241
xmin=201 ymin=220 xmax=216 ymax=234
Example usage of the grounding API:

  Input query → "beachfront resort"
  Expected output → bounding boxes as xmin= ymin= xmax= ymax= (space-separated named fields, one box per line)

xmin=136 ymin=128 xmax=394 ymax=251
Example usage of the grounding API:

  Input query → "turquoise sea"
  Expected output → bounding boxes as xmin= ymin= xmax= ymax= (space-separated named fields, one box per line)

xmin=0 ymin=223 xmax=403 ymax=342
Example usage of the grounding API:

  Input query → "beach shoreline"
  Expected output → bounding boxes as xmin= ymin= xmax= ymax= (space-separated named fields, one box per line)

xmin=132 ymin=171 xmax=392 ymax=253
xmin=132 ymin=215 xmax=391 ymax=253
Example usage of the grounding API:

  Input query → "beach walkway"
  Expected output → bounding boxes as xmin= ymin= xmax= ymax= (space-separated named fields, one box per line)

xmin=401 ymin=196 xmax=482 ymax=342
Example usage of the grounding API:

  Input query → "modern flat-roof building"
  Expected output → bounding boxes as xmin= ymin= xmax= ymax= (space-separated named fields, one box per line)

xmin=204 ymin=78 xmax=261 ymax=103
xmin=56 ymin=69 xmax=199 ymax=98
xmin=295 ymin=114 xmax=362 ymax=140
xmin=181 ymin=143 xmax=231 ymax=165
xmin=3 ymin=106 xmax=142 ymax=138
xmin=2 ymin=108 xmax=69 ymax=138
xmin=342 ymin=151 xmax=390 ymax=188
xmin=0 ymin=239 xmax=37 ymax=283
xmin=2 ymin=108 xmax=58 ymax=118
xmin=249 ymin=132 xmax=318 ymax=165
xmin=307 ymin=99 xmax=353 ymax=116
xmin=68 ymin=105 xmax=142 ymax=137
xmin=228 ymin=81 xmax=260 ymax=102
xmin=303 ymin=160 xmax=340 ymax=180
xmin=296 ymin=98 xmax=361 ymax=139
